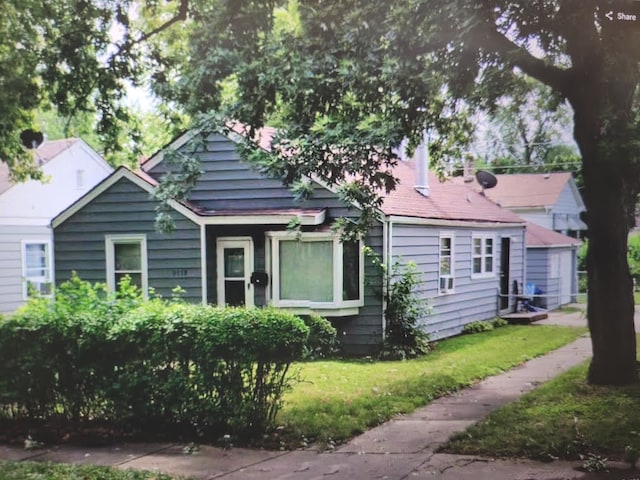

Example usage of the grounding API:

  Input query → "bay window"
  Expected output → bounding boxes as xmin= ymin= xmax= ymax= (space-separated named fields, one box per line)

xmin=267 ymin=232 xmax=364 ymax=314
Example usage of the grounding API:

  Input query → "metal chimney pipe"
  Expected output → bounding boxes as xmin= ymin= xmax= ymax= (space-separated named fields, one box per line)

xmin=414 ymin=130 xmax=430 ymax=197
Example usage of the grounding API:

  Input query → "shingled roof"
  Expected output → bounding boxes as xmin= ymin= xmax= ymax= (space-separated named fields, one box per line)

xmin=381 ymin=161 xmax=524 ymax=223
xmin=456 ymin=172 xmax=575 ymax=209
xmin=0 ymin=138 xmax=80 ymax=194
xmin=525 ymin=221 xmax=582 ymax=247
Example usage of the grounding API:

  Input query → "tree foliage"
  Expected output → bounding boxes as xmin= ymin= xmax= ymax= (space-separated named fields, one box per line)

xmin=4 ymin=0 xmax=640 ymax=384
xmin=167 ymin=0 xmax=640 ymax=385
xmin=0 ymin=0 xmax=189 ymax=177
xmin=474 ymin=79 xmax=581 ymax=175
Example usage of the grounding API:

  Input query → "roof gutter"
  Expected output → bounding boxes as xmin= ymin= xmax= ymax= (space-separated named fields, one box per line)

xmin=388 ymin=215 xmax=526 ymax=229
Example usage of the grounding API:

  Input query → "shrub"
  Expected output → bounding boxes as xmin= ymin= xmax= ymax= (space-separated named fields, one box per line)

xmin=628 ymin=234 xmax=640 ymax=289
xmin=301 ymin=314 xmax=337 ymax=359
xmin=492 ymin=318 xmax=509 ymax=328
xmin=462 ymin=321 xmax=494 ymax=334
xmin=364 ymin=248 xmax=431 ymax=360
xmin=0 ymin=276 xmax=309 ymax=441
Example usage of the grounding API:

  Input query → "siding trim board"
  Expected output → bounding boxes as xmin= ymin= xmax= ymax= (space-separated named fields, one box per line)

xmin=52 ymin=167 xmax=201 ymax=228
xmin=389 ymin=216 xmax=525 ymax=229
xmin=200 ymin=209 xmax=326 ymax=225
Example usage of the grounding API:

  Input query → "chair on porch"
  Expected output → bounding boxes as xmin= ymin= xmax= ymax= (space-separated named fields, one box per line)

xmin=513 ymin=281 xmax=538 ymax=313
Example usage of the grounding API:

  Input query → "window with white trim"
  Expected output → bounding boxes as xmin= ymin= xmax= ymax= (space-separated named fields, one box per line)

xmin=105 ymin=235 xmax=148 ymax=296
xmin=439 ymin=235 xmax=454 ymax=294
xmin=22 ymin=241 xmax=53 ymax=298
xmin=267 ymin=232 xmax=364 ymax=313
xmin=472 ymin=235 xmax=495 ymax=276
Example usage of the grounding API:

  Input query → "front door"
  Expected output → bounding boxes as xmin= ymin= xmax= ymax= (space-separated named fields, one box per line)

xmin=500 ymin=237 xmax=511 ymax=311
xmin=216 ymin=237 xmax=254 ymax=307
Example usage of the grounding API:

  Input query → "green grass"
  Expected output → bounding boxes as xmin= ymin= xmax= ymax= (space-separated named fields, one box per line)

xmin=577 ymin=292 xmax=640 ymax=306
xmin=277 ymin=325 xmax=586 ymax=446
xmin=0 ymin=461 xmax=184 ymax=479
xmin=442 ymin=336 xmax=640 ymax=462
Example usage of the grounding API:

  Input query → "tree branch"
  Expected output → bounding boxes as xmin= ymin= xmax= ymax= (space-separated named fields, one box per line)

xmin=469 ymin=23 xmax=572 ymax=98
xmin=132 ymin=0 xmax=190 ymax=46
xmin=462 ymin=3 xmax=572 ymax=97
xmin=115 ymin=0 xmax=190 ymax=57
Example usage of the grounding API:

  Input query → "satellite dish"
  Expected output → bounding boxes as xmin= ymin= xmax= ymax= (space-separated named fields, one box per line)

xmin=475 ymin=170 xmax=498 ymax=192
xmin=20 ymin=129 xmax=44 ymax=149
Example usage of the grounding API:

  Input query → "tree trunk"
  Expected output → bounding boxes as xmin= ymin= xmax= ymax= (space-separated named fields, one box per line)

xmin=575 ymin=105 xmax=638 ymax=385
xmin=583 ymin=174 xmax=637 ymax=385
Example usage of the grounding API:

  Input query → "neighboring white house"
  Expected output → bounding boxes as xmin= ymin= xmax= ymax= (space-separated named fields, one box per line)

xmin=0 ymin=138 xmax=112 ymax=314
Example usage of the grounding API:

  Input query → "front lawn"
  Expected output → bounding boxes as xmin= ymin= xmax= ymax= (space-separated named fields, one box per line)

xmin=442 ymin=342 xmax=640 ymax=462
xmin=0 ymin=461 xmax=183 ymax=480
xmin=277 ymin=324 xmax=585 ymax=447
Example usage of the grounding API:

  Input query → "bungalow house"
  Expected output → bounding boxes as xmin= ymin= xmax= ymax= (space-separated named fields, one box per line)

xmin=52 ymin=129 xmax=526 ymax=353
xmin=0 ymin=138 xmax=113 ymax=314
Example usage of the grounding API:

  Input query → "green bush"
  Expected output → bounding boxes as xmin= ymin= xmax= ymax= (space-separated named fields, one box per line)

xmin=462 ymin=321 xmax=494 ymax=334
xmin=0 ymin=276 xmax=309 ymax=440
xmin=492 ymin=318 xmax=509 ymax=329
xmin=301 ymin=314 xmax=337 ymax=359
xmin=628 ymin=234 xmax=640 ymax=289
xmin=364 ymin=248 xmax=431 ymax=360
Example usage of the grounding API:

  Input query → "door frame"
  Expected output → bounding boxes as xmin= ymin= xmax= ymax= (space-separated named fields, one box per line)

xmin=216 ymin=236 xmax=254 ymax=307
xmin=499 ymin=237 xmax=511 ymax=312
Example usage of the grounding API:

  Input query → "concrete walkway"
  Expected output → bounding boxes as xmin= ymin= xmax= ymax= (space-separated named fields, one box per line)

xmin=2 ymin=307 xmax=636 ymax=479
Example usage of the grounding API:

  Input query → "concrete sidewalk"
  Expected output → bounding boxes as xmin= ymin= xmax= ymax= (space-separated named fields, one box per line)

xmin=2 ymin=308 xmax=634 ymax=480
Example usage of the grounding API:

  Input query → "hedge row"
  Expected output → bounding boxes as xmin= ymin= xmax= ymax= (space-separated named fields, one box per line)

xmin=0 ymin=276 xmax=312 ymax=439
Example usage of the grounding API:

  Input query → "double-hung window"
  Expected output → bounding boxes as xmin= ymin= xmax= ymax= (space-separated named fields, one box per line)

xmin=22 ymin=241 xmax=53 ymax=298
xmin=105 ymin=235 xmax=148 ymax=296
xmin=472 ymin=235 xmax=495 ymax=277
xmin=439 ymin=234 xmax=454 ymax=294
xmin=267 ymin=231 xmax=364 ymax=315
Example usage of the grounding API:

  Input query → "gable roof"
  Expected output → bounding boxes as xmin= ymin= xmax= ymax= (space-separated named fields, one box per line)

xmin=0 ymin=138 xmax=81 ymax=194
xmin=454 ymin=172 xmax=578 ymax=209
xmin=137 ymin=125 xmax=523 ymax=226
xmin=381 ymin=161 xmax=524 ymax=224
xmin=525 ymin=221 xmax=582 ymax=248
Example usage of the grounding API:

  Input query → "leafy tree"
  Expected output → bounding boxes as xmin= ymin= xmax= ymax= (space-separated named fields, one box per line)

xmin=474 ymin=79 xmax=580 ymax=172
xmin=3 ymin=0 xmax=640 ymax=384
xmin=0 ymin=0 xmax=188 ymax=178
xmin=168 ymin=1 xmax=639 ymax=385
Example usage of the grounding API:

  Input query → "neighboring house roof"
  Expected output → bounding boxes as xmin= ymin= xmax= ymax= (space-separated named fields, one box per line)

xmin=381 ymin=161 xmax=524 ymax=224
xmin=525 ymin=221 xmax=582 ymax=248
xmin=0 ymin=138 xmax=80 ymax=194
xmin=453 ymin=172 xmax=578 ymax=209
xmin=35 ymin=138 xmax=79 ymax=163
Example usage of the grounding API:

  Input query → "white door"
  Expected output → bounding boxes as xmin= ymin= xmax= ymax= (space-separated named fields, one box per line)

xmin=216 ymin=237 xmax=254 ymax=307
xmin=559 ymin=250 xmax=573 ymax=305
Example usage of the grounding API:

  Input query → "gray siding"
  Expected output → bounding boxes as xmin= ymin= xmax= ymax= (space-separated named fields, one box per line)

xmin=54 ymin=178 xmax=202 ymax=303
xmin=0 ymin=225 xmax=51 ymax=314
xmin=62 ymin=133 xmax=385 ymax=353
xmin=555 ymin=183 xmax=583 ymax=216
xmin=148 ymin=133 xmax=316 ymax=211
xmin=148 ymin=131 xmax=384 ymax=353
xmin=526 ymin=246 xmax=578 ymax=310
xmin=391 ymin=223 xmax=525 ymax=339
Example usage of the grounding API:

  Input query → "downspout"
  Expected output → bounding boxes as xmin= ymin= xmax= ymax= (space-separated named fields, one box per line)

xmin=200 ymin=224 xmax=207 ymax=305
xmin=414 ymin=130 xmax=430 ymax=197
xmin=382 ymin=218 xmax=393 ymax=341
